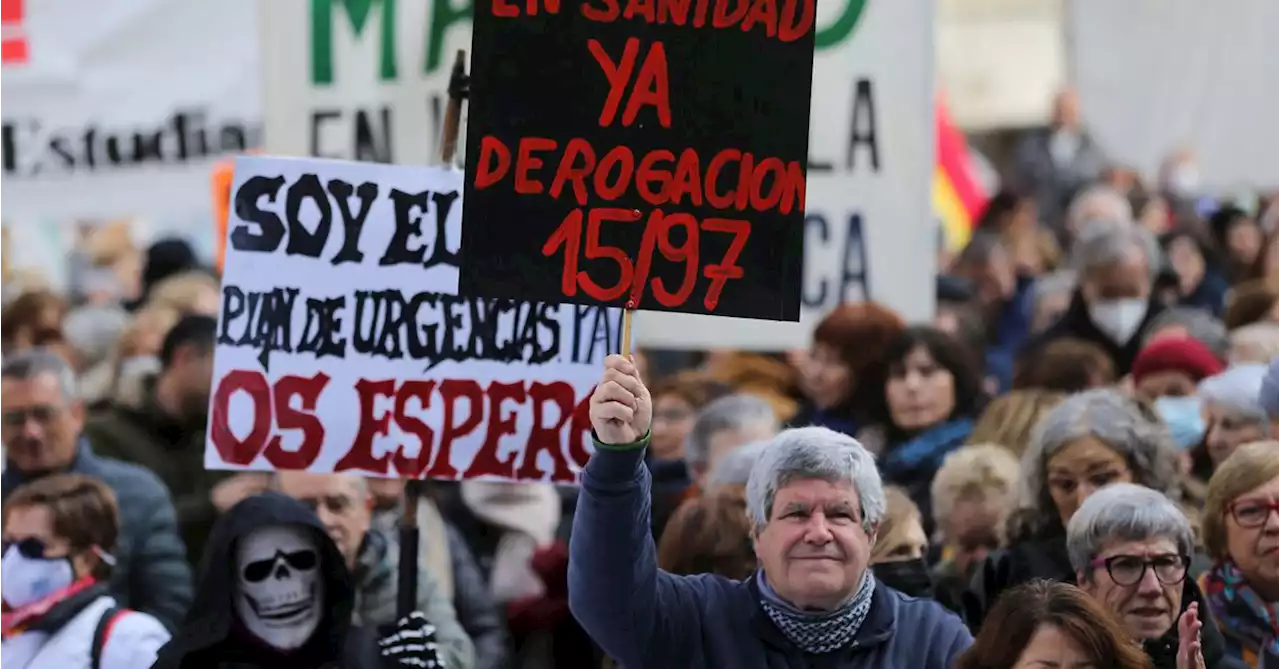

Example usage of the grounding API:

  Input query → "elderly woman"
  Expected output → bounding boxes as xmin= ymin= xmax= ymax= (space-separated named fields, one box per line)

xmin=1025 ymin=224 xmax=1166 ymax=375
xmin=929 ymin=444 xmax=1021 ymax=610
xmin=1067 ymin=483 xmax=1240 ymax=669
xmin=868 ymin=486 xmax=932 ymax=597
xmin=572 ymin=355 xmax=971 ymax=668
xmin=1199 ymin=365 xmax=1271 ymax=468
xmin=962 ymin=388 xmax=1183 ymax=629
xmin=1197 ymin=442 xmax=1279 ymax=668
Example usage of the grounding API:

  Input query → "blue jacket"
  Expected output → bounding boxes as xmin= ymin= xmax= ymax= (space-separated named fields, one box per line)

xmin=2 ymin=438 xmax=193 ymax=631
xmin=568 ymin=443 xmax=972 ymax=669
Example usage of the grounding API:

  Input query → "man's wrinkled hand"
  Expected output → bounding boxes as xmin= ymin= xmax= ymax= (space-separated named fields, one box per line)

xmin=589 ymin=354 xmax=652 ymax=446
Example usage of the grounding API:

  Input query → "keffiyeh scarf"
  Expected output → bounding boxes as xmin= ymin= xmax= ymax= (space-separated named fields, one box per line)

xmin=1202 ymin=560 xmax=1278 ymax=669
xmin=758 ymin=568 xmax=876 ymax=655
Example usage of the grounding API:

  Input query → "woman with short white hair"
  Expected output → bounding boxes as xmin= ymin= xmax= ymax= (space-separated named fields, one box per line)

xmin=1199 ymin=365 xmax=1271 ymax=468
xmin=571 ymin=355 xmax=971 ymax=668
xmin=1067 ymin=483 xmax=1238 ymax=669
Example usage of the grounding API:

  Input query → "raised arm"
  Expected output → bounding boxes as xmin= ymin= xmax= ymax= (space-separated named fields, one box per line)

xmin=567 ymin=355 xmax=706 ymax=668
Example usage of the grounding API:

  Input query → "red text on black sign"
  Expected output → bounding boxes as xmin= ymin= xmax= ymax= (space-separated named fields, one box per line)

xmin=491 ymin=0 xmax=816 ymax=44
xmin=541 ymin=207 xmax=749 ymax=309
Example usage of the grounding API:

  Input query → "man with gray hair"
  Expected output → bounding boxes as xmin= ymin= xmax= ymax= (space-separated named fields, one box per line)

xmin=1067 ymin=483 xmax=1240 ymax=669
xmin=0 ymin=347 xmax=192 ymax=630
xmin=684 ymin=393 xmax=779 ymax=488
xmin=1023 ymin=222 xmax=1166 ymax=374
xmin=571 ymin=355 xmax=970 ymax=668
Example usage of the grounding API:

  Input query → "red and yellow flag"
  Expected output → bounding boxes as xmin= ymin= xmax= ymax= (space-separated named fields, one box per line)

xmin=933 ymin=99 xmax=989 ymax=250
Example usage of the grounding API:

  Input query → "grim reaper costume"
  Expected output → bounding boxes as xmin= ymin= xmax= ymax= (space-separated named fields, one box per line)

xmin=151 ymin=492 xmax=443 ymax=669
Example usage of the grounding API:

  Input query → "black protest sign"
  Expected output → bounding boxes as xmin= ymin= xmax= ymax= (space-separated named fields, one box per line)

xmin=458 ymin=0 xmax=816 ymax=321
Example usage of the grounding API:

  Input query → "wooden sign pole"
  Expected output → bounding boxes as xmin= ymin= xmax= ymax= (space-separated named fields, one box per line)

xmin=398 ymin=48 xmax=470 ymax=620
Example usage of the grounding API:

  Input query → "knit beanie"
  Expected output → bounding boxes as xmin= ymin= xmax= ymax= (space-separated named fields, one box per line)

xmin=1131 ymin=336 xmax=1225 ymax=383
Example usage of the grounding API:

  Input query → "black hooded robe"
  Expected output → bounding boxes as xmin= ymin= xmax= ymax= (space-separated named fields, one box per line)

xmin=150 ymin=491 xmax=384 ymax=669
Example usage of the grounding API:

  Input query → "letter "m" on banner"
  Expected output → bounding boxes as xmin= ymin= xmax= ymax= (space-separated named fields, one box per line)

xmin=1 ymin=0 xmax=28 ymax=65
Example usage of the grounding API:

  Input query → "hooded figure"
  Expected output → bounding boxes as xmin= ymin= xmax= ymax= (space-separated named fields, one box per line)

xmin=151 ymin=492 xmax=441 ymax=669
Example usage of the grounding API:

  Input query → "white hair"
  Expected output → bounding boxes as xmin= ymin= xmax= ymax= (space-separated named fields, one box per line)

xmin=1066 ymin=483 xmax=1194 ymax=573
xmin=746 ymin=427 xmax=885 ymax=533
xmin=1199 ymin=364 xmax=1269 ymax=425
xmin=1066 ymin=185 xmax=1133 ymax=234
xmin=685 ymin=394 xmax=779 ymax=468
xmin=1071 ymin=222 xmax=1161 ymax=281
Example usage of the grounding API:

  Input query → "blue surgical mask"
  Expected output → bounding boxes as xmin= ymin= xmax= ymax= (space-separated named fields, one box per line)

xmin=1154 ymin=396 xmax=1205 ymax=450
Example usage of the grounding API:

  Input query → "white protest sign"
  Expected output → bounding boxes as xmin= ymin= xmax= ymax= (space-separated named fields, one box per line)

xmin=260 ymin=0 xmax=472 ymax=160
xmin=206 ymin=156 xmax=620 ymax=483
xmin=632 ymin=0 xmax=937 ymax=350
xmin=3 ymin=0 xmax=260 ymax=221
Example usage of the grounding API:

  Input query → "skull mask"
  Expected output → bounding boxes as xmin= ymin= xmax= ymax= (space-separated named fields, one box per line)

xmin=233 ymin=524 xmax=324 ymax=651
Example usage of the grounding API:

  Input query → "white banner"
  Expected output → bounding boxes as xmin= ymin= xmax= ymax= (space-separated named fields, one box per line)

xmin=633 ymin=0 xmax=937 ymax=349
xmin=1 ymin=0 xmax=261 ymax=222
xmin=260 ymin=0 xmax=473 ymax=161
xmin=206 ymin=156 xmax=618 ymax=483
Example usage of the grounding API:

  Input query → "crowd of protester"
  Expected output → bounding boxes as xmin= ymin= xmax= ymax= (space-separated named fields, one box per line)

xmin=1 ymin=90 xmax=1278 ymax=668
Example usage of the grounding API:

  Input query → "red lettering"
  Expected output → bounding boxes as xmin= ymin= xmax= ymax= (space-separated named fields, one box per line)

xmin=392 ymin=381 xmax=436 ymax=478
xmin=650 ymin=212 xmax=700 ymax=307
xmin=636 ymin=150 xmax=674 ymax=205
xmin=749 ymin=156 xmax=785 ymax=212
xmin=622 ymin=41 xmax=671 ymax=128
xmin=587 ymin=38 xmax=639 ymax=127
xmin=579 ymin=207 xmax=636 ymax=301
xmin=427 ymin=380 xmax=485 ymax=478
xmin=475 ymin=136 xmax=511 ymax=189
xmin=740 ymin=0 xmax=777 ymax=37
xmin=593 ymin=146 xmax=634 ymax=200
xmin=515 ymin=137 xmax=555 ymax=195
xmin=549 ymin=138 xmax=596 ymax=205
xmin=518 ymin=381 xmax=577 ymax=480
xmin=209 ymin=370 xmax=330 ymax=469
xmin=210 ymin=370 xmax=272 ymax=466
xmin=712 ymin=0 xmax=747 ymax=27
xmin=781 ymin=159 xmax=806 ymax=214
xmin=567 ymin=391 xmax=596 ymax=471
xmin=264 ymin=373 xmax=331 ymax=470
xmin=705 ymin=148 xmax=741 ymax=209
xmin=492 ymin=0 xmax=520 ymax=17
xmin=465 ymin=382 xmax=526 ymax=478
xmin=580 ymin=0 xmax=620 ymax=21
xmin=735 ymin=152 xmax=755 ymax=210
xmin=336 ymin=379 xmax=396 ymax=474
xmin=692 ymin=0 xmax=711 ymax=26
xmin=701 ymin=218 xmax=750 ymax=309
xmin=778 ymin=0 xmax=815 ymax=42
xmin=669 ymin=149 xmax=703 ymax=206
xmin=527 ymin=0 xmax=560 ymax=15
xmin=622 ymin=0 xmax=655 ymax=21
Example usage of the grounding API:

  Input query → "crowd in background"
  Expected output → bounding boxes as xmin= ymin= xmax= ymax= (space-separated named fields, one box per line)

xmin=1 ymin=88 xmax=1278 ymax=668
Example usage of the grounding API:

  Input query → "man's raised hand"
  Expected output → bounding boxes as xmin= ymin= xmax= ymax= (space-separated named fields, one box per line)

xmin=589 ymin=354 xmax=652 ymax=446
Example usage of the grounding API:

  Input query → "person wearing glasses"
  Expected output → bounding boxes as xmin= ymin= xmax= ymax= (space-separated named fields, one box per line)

xmin=1 ymin=474 xmax=170 ymax=669
xmin=1198 ymin=442 xmax=1278 ymax=669
xmin=1067 ymin=483 xmax=1248 ymax=669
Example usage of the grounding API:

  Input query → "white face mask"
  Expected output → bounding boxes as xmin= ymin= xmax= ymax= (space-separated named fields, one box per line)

xmin=1088 ymin=298 xmax=1148 ymax=344
xmin=1 ymin=542 xmax=76 ymax=608
xmin=234 ymin=525 xmax=324 ymax=651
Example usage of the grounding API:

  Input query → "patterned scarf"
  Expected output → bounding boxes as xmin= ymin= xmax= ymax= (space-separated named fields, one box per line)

xmin=758 ymin=568 xmax=876 ymax=654
xmin=1202 ymin=560 xmax=1278 ymax=669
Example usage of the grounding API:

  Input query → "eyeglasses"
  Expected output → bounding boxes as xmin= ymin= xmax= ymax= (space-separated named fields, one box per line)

xmin=2 ymin=536 xmax=57 ymax=559
xmin=1 ymin=405 xmax=62 ymax=428
xmin=242 ymin=549 xmax=318 ymax=582
xmin=1090 ymin=553 xmax=1190 ymax=587
xmin=1228 ymin=499 xmax=1279 ymax=528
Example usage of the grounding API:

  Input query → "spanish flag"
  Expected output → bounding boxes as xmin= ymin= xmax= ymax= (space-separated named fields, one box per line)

xmin=933 ymin=100 xmax=989 ymax=251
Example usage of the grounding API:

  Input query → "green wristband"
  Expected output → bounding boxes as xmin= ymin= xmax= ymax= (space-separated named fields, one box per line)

xmin=592 ymin=430 xmax=651 ymax=451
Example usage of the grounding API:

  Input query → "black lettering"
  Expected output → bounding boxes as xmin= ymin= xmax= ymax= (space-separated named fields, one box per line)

xmin=847 ymin=78 xmax=879 ymax=172
xmin=285 ymin=173 xmax=332 ymax=258
xmin=354 ymin=107 xmax=393 ymax=163
xmin=230 ymin=175 xmax=287 ymax=253
xmin=311 ymin=110 xmax=342 ymax=159
xmin=326 ymin=179 xmax=378 ymax=265
xmin=218 ymin=286 xmax=247 ymax=345
xmin=379 ymin=189 xmax=432 ymax=266
xmin=423 ymin=189 xmax=461 ymax=270
xmin=213 ymin=286 xmax=300 ymax=372
xmin=838 ymin=213 xmax=869 ymax=303
xmin=298 ymin=296 xmax=349 ymax=359
xmin=801 ymin=213 xmax=829 ymax=308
